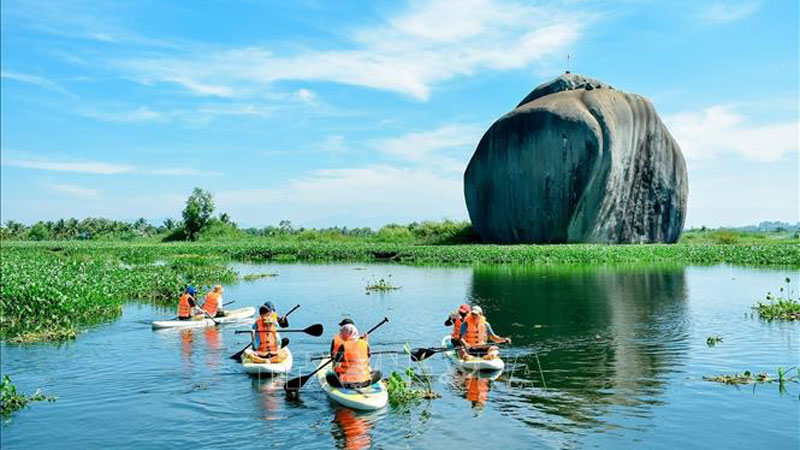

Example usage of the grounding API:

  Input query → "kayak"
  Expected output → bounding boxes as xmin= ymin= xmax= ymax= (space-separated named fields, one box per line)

xmin=151 ymin=307 xmax=255 ymax=329
xmin=242 ymin=348 xmax=293 ymax=375
xmin=441 ymin=335 xmax=505 ymax=372
xmin=316 ymin=358 xmax=388 ymax=411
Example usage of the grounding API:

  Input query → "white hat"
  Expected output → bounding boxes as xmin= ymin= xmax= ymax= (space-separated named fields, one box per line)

xmin=470 ymin=305 xmax=483 ymax=314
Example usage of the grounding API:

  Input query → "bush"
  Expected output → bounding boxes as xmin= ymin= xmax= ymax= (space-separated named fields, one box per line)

xmin=712 ymin=231 xmax=739 ymax=245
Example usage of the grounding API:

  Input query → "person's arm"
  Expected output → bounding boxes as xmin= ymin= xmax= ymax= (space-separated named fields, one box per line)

xmin=459 ymin=322 xmax=469 ymax=347
xmin=486 ymin=322 xmax=510 ymax=344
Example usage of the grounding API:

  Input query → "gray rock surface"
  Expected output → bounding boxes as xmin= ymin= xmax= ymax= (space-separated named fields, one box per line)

xmin=464 ymin=73 xmax=688 ymax=244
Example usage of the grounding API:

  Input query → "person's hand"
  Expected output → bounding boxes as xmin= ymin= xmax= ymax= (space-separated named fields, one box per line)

xmin=504 ymin=337 xmax=512 ymax=344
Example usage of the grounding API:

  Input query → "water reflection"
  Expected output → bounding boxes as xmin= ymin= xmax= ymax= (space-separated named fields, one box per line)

xmin=252 ymin=377 xmax=284 ymax=422
xmin=468 ymin=264 xmax=689 ymax=429
xmin=332 ymin=407 xmax=373 ymax=450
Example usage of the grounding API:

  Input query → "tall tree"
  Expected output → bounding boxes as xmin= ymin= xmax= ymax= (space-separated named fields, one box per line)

xmin=182 ymin=188 xmax=215 ymax=240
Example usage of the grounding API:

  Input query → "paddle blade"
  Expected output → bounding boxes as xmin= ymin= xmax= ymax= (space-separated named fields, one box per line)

xmin=410 ymin=347 xmax=437 ymax=362
xmin=284 ymin=374 xmax=312 ymax=392
xmin=230 ymin=344 xmax=250 ymax=362
xmin=304 ymin=323 xmax=324 ymax=337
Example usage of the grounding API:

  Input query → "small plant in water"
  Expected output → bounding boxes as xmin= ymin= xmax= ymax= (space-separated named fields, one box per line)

xmin=242 ymin=272 xmax=278 ymax=281
xmin=385 ymin=368 xmax=440 ymax=406
xmin=1 ymin=375 xmax=56 ymax=417
xmin=752 ymin=278 xmax=800 ymax=321
xmin=365 ymin=276 xmax=400 ymax=292
xmin=706 ymin=336 xmax=723 ymax=346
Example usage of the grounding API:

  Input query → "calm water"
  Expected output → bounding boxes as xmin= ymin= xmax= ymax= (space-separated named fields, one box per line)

xmin=1 ymin=263 xmax=798 ymax=449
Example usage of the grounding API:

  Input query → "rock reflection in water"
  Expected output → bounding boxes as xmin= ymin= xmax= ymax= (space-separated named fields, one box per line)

xmin=468 ymin=264 xmax=689 ymax=429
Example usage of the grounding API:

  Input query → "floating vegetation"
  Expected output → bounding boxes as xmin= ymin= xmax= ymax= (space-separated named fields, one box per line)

xmin=242 ymin=272 xmax=278 ymax=281
xmin=385 ymin=368 xmax=440 ymax=406
xmin=752 ymin=278 xmax=800 ymax=321
xmin=704 ymin=367 xmax=798 ymax=390
xmin=706 ymin=336 xmax=723 ymax=346
xmin=0 ymin=375 xmax=56 ymax=417
xmin=365 ymin=277 xmax=400 ymax=292
xmin=0 ymin=245 xmax=237 ymax=342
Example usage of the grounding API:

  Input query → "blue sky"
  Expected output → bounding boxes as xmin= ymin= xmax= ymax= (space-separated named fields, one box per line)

xmin=1 ymin=0 xmax=797 ymax=228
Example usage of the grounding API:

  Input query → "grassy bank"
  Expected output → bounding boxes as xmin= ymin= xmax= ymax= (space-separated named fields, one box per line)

xmin=1 ymin=240 xmax=797 ymax=343
xmin=0 ymin=244 xmax=236 ymax=342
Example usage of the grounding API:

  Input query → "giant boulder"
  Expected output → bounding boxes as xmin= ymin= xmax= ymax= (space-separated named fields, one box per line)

xmin=464 ymin=73 xmax=688 ymax=244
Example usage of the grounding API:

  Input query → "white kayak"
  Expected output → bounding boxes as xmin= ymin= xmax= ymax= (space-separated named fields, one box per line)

xmin=316 ymin=358 xmax=388 ymax=411
xmin=151 ymin=307 xmax=255 ymax=329
xmin=441 ymin=335 xmax=505 ymax=372
xmin=241 ymin=347 xmax=293 ymax=375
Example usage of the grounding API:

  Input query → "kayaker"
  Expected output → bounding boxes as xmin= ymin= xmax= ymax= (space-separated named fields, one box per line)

xmin=458 ymin=306 xmax=511 ymax=360
xmin=328 ymin=323 xmax=382 ymax=389
xmin=444 ymin=303 xmax=470 ymax=345
xmin=177 ymin=285 xmax=203 ymax=320
xmin=202 ymin=285 xmax=226 ymax=318
xmin=245 ymin=305 xmax=287 ymax=363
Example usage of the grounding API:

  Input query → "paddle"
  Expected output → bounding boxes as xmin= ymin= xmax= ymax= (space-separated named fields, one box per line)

xmin=235 ymin=323 xmax=323 ymax=337
xmin=284 ymin=317 xmax=389 ymax=392
xmin=309 ymin=349 xmax=405 ymax=361
xmin=278 ymin=304 xmax=300 ymax=328
xmin=229 ymin=305 xmax=302 ymax=361
xmin=410 ymin=340 xmax=510 ymax=362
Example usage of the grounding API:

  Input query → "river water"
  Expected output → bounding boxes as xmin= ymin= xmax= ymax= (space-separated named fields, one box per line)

xmin=1 ymin=263 xmax=798 ymax=449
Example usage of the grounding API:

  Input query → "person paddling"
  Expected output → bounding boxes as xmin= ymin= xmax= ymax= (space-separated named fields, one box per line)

xmin=328 ymin=322 xmax=382 ymax=389
xmin=202 ymin=285 xmax=226 ymax=318
xmin=244 ymin=305 xmax=288 ymax=363
xmin=177 ymin=285 xmax=203 ymax=320
xmin=444 ymin=304 xmax=470 ymax=345
xmin=260 ymin=301 xmax=290 ymax=328
xmin=458 ymin=306 xmax=511 ymax=360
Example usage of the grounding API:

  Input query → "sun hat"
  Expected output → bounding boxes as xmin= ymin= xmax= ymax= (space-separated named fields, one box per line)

xmin=470 ymin=305 xmax=483 ymax=315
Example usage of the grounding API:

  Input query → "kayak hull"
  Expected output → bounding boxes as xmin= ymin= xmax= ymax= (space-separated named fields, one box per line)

xmin=242 ymin=348 xmax=293 ymax=375
xmin=316 ymin=358 xmax=388 ymax=411
xmin=151 ymin=307 xmax=255 ymax=329
xmin=441 ymin=335 xmax=505 ymax=372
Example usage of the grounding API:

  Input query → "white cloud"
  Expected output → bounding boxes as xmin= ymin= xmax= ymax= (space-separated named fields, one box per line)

xmin=52 ymin=183 xmax=99 ymax=198
xmin=216 ymin=165 xmax=466 ymax=227
xmin=296 ymin=88 xmax=316 ymax=104
xmin=81 ymin=106 xmax=164 ymax=123
xmin=372 ymin=123 xmax=483 ymax=172
xmin=1 ymin=69 xmax=77 ymax=98
xmin=664 ymin=105 xmax=798 ymax=162
xmin=4 ymin=157 xmax=136 ymax=174
xmin=2 ymin=153 xmax=221 ymax=176
xmin=700 ymin=1 xmax=762 ymax=23
xmin=116 ymin=0 xmax=591 ymax=100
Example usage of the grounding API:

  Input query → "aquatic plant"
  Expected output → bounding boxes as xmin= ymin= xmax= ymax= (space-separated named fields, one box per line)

xmin=0 ymin=375 xmax=56 ymax=417
xmin=365 ymin=277 xmax=400 ymax=292
xmin=242 ymin=272 xmax=278 ymax=281
xmin=753 ymin=278 xmax=800 ymax=321
xmin=704 ymin=367 xmax=798 ymax=390
xmin=706 ymin=336 xmax=723 ymax=346
xmin=385 ymin=368 xmax=439 ymax=406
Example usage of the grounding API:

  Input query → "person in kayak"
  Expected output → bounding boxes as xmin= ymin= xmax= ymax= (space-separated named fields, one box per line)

xmin=244 ymin=305 xmax=287 ymax=363
xmin=444 ymin=304 xmax=470 ymax=345
xmin=177 ymin=285 xmax=203 ymax=320
xmin=202 ymin=285 xmax=226 ymax=318
xmin=458 ymin=305 xmax=511 ymax=360
xmin=328 ymin=322 xmax=382 ymax=389
xmin=330 ymin=318 xmax=354 ymax=359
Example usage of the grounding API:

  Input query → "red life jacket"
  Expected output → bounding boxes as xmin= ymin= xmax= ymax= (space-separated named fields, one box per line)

xmin=335 ymin=339 xmax=370 ymax=384
xmin=203 ymin=292 xmax=221 ymax=316
xmin=177 ymin=293 xmax=192 ymax=318
xmin=464 ymin=314 xmax=487 ymax=346
xmin=254 ymin=317 xmax=278 ymax=354
xmin=451 ymin=315 xmax=465 ymax=339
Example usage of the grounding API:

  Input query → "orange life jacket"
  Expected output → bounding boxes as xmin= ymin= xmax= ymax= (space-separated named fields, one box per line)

xmin=467 ymin=377 xmax=489 ymax=404
xmin=335 ymin=339 xmax=370 ymax=384
xmin=254 ymin=317 xmax=278 ymax=354
xmin=331 ymin=334 xmax=344 ymax=357
xmin=464 ymin=314 xmax=487 ymax=346
xmin=177 ymin=293 xmax=193 ymax=318
xmin=451 ymin=315 xmax=465 ymax=339
xmin=203 ymin=292 xmax=221 ymax=316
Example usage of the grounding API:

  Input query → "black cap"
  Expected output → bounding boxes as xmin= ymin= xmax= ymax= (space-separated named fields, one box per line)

xmin=338 ymin=318 xmax=354 ymax=326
